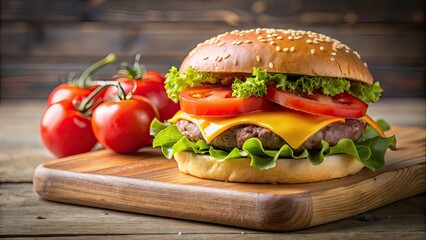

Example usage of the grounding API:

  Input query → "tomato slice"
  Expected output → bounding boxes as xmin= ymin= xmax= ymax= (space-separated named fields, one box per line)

xmin=179 ymin=86 xmax=270 ymax=116
xmin=266 ymin=85 xmax=368 ymax=118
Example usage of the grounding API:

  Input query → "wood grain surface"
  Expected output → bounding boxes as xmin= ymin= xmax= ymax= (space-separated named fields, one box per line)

xmin=33 ymin=126 xmax=425 ymax=231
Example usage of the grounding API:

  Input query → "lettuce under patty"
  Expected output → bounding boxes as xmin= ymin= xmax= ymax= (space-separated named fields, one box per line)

xmin=165 ymin=67 xmax=383 ymax=103
xmin=150 ymin=119 xmax=396 ymax=171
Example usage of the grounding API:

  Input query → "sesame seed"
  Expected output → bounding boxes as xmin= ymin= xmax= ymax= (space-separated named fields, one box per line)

xmin=283 ymin=47 xmax=289 ymax=52
xmin=288 ymin=36 xmax=293 ymax=40
xmin=223 ymin=53 xmax=230 ymax=59
xmin=257 ymin=36 xmax=264 ymax=40
xmin=276 ymin=36 xmax=283 ymax=40
xmin=331 ymin=52 xmax=337 ymax=56
xmin=320 ymin=46 xmax=325 ymax=51
xmin=189 ymin=49 xmax=196 ymax=57
xmin=259 ymin=39 xmax=267 ymax=43
xmin=311 ymin=49 xmax=315 ymax=54
xmin=214 ymin=55 xmax=219 ymax=61
xmin=269 ymin=62 xmax=274 ymax=68
xmin=218 ymin=42 xmax=225 ymax=47
xmin=353 ymin=51 xmax=361 ymax=59
xmin=256 ymin=55 xmax=261 ymax=62
xmin=364 ymin=62 xmax=368 ymax=67
xmin=306 ymin=39 xmax=313 ymax=44
xmin=245 ymin=40 xmax=253 ymax=44
xmin=330 ymin=57 xmax=335 ymax=62
xmin=236 ymin=41 xmax=243 ymax=45
xmin=345 ymin=49 xmax=350 ymax=53
xmin=202 ymin=56 xmax=209 ymax=60
xmin=290 ymin=46 xmax=295 ymax=52
xmin=276 ymin=46 xmax=281 ymax=52
xmin=269 ymin=41 xmax=276 ymax=45
xmin=217 ymin=56 xmax=223 ymax=62
xmin=232 ymin=40 xmax=237 ymax=45
xmin=272 ymin=33 xmax=278 ymax=37
xmin=233 ymin=58 xmax=238 ymax=65
xmin=266 ymin=34 xmax=273 ymax=38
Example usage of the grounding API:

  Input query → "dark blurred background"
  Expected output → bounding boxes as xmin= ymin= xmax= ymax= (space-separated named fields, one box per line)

xmin=1 ymin=0 xmax=424 ymax=99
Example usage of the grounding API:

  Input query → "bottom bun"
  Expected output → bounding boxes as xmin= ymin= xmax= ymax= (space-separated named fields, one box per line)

xmin=174 ymin=151 xmax=364 ymax=183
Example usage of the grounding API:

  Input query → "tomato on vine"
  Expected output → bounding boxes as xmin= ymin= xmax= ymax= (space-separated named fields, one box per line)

xmin=93 ymin=82 xmax=160 ymax=154
xmin=47 ymin=53 xmax=116 ymax=107
xmin=40 ymin=85 xmax=111 ymax=158
xmin=103 ymin=54 xmax=180 ymax=121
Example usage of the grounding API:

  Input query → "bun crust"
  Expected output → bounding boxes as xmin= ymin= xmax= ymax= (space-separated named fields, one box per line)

xmin=180 ymin=28 xmax=373 ymax=84
xmin=174 ymin=151 xmax=364 ymax=183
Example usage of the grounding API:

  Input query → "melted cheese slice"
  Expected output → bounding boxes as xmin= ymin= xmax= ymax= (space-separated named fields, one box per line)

xmin=169 ymin=108 xmax=346 ymax=149
xmin=362 ymin=115 xmax=386 ymax=137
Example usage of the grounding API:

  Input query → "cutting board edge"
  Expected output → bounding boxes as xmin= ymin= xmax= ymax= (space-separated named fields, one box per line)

xmin=33 ymin=161 xmax=426 ymax=232
xmin=33 ymin=164 xmax=316 ymax=231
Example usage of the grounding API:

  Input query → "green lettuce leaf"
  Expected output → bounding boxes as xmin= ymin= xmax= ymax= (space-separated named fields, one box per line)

xmin=151 ymin=119 xmax=396 ymax=171
xmin=166 ymin=67 xmax=383 ymax=103
xmin=349 ymin=81 xmax=384 ymax=103
xmin=164 ymin=66 xmax=219 ymax=102
xmin=232 ymin=67 xmax=268 ymax=98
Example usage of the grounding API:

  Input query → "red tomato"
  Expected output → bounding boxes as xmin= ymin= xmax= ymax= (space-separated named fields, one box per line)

xmin=103 ymin=78 xmax=180 ymax=121
xmin=143 ymin=71 xmax=166 ymax=83
xmin=179 ymin=85 xmax=271 ymax=116
xmin=47 ymin=84 xmax=105 ymax=106
xmin=40 ymin=100 xmax=97 ymax=158
xmin=92 ymin=96 xmax=159 ymax=154
xmin=266 ymin=85 xmax=368 ymax=118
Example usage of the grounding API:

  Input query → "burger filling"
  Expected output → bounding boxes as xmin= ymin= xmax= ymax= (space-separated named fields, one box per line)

xmin=150 ymin=67 xmax=396 ymax=171
xmin=165 ymin=67 xmax=384 ymax=104
xmin=176 ymin=119 xmax=366 ymax=152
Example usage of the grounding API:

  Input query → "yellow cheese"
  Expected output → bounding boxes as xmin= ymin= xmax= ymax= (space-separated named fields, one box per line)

xmin=170 ymin=108 xmax=345 ymax=149
xmin=362 ymin=115 xmax=386 ymax=137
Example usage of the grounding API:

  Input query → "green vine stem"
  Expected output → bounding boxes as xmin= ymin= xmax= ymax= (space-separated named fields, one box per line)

xmin=116 ymin=53 xmax=146 ymax=80
xmin=76 ymin=53 xmax=117 ymax=88
xmin=116 ymin=81 xmax=133 ymax=100
xmin=77 ymin=84 xmax=114 ymax=115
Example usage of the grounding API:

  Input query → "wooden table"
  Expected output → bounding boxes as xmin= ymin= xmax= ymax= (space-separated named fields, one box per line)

xmin=1 ymin=98 xmax=425 ymax=239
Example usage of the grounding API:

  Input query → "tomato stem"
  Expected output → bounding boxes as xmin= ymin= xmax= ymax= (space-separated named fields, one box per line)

xmin=91 ymin=80 xmax=117 ymax=86
xmin=116 ymin=53 xmax=146 ymax=80
xmin=77 ymin=53 xmax=117 ymax=88
xmin=77 ymin=84 xmax=113 ymax=115
xmin=116 ymin=82 xmax=127 ymax=100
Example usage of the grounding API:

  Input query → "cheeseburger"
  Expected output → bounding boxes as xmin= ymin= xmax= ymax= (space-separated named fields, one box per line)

xmin=151 ymin=28 xmax=396 ymax=183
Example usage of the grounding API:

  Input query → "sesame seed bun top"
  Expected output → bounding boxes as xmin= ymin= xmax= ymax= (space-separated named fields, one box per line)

xmin=179 ymin=28 xmax=373 ymax=85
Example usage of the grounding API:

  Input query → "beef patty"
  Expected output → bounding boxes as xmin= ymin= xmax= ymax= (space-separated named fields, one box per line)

xmin=175 ymin=119 xmax=367 ymax=151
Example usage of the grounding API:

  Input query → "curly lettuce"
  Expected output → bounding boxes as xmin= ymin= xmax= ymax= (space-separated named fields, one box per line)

xmin=232 ymin=68 xmax=382 ymax=102
xmin=165 ymin=66 xmax=219 ymax=102
xmin=165 ymin=67 xmax=384 ymax=103
xmin=151 ymin=119 xmax=396 ymax=171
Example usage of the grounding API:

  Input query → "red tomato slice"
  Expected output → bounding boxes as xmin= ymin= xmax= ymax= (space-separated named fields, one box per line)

xmin=179 ymin=86 xmax=270 ymax=116
xmin=266 ymin=85 xmax=368 ymax=118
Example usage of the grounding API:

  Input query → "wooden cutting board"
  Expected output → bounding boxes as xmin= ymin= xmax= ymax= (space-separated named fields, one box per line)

xmin=33 ymin=126 xmax=425 ymax=231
